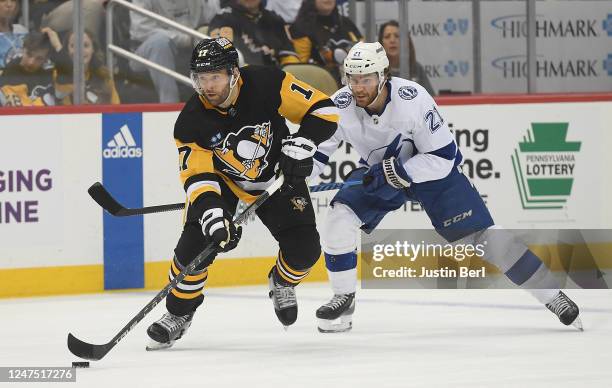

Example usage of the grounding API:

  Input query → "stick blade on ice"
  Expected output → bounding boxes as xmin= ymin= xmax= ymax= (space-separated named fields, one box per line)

xmin=67 ymin=332 xmax=109 ymax=361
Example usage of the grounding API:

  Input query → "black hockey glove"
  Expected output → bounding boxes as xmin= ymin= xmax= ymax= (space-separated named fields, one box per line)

xmin=199 ymin=207 xmax=242 ymax=253
xmin=278 ymin=136 xmax=316 ymax=193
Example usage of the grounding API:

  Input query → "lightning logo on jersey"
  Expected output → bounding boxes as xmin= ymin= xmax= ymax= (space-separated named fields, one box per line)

xmin=315 ymin=78 xmax=460 ymax=184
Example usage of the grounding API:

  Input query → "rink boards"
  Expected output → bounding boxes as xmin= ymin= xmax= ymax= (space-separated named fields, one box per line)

xmin=1 ymin=95 xmax=611 ymax=297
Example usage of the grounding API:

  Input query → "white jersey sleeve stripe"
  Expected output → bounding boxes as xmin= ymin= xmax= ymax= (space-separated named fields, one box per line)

xmin=186 ymin=180 xmax=221 ymax=200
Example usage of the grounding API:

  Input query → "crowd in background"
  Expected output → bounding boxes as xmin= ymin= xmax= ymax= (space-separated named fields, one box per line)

xmin=0 ymin=0 xmax=434 ymax=107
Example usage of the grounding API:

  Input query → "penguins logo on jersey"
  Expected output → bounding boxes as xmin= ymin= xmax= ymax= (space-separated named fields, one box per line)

xmin=213 ymin=122 xmax=273 ymax=180
xmin=290 ymin=196 xmax=308 ymax=212
xmin=334 ymin=92 xmax=352 ymax=109
xmin=398 ymin=86 xmax=418 ymax=100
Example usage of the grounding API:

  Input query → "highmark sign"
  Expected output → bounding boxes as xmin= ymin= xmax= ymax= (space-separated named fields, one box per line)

xmin=511 ymin=123 xmax=581 ymax=210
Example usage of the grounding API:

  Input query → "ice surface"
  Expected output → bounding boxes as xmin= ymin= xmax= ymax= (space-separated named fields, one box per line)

xmin=2 ymin=285 xmax=611 ymax=388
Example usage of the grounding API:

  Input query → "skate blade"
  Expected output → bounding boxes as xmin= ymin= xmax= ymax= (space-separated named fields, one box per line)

xmin=317 ymin=316 xmax=352 ymax=333
xmin=146 ymin=340 xmax=175 ymax=351
xmin=571 ymin=317 xmax=584 ymax=331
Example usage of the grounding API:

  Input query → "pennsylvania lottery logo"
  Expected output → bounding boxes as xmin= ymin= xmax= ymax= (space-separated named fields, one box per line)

xmin=511 ymin=123 xmax=581 ymax=209
xmin=103 ymin=125 xmax=143 ymax=159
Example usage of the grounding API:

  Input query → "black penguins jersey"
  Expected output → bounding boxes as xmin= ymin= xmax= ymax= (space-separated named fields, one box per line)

xmin=174 ymin=65 xmax=339 ymax=211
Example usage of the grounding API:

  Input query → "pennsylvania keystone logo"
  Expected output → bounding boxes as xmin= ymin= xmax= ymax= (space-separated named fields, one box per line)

xmin=511 ymin=123 xmax=581 ymax=209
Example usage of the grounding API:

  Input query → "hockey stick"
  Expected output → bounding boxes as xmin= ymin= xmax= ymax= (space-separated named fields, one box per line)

xmin=309 ymin=180 xmax=359 ymax=193
xmin=67 ymin=176 xmax=286 ymax=361
xmin=88 ymin=180 xmax=360 ymax=217
xmin=87 ymin=182 xmax=184 ymax=216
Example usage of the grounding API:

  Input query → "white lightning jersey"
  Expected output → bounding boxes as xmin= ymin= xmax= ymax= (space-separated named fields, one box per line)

xmin=314 ymin=77 xmax=462 ymax=183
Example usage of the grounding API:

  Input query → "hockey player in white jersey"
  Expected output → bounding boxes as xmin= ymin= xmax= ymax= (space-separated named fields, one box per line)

xmin=313 ymin=42 xmax=582 ymax=333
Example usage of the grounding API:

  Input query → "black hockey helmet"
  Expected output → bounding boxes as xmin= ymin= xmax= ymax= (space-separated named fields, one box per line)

xmin=190 ymin=37 xmax=239 ymax=74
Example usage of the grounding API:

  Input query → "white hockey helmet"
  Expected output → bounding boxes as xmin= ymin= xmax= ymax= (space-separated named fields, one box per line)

xmin=343 ymin=42 xmax=389 ymax=91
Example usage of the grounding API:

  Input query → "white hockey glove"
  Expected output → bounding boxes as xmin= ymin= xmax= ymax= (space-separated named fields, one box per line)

xmin=363 ymin=156 xmax=412 ymax=200
xmin=281 ymin=136 xmax=316 ymax=160
xmin=199 ymin=207 xmax=242 ymax=252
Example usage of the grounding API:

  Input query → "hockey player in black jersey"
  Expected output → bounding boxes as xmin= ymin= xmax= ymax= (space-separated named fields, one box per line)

xmin=146 ymin=37 xmax=339 ymax=350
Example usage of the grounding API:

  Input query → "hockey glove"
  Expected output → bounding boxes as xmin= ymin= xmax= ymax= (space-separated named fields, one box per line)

xmin=278 ymin=136 xmax=316 ymax=192
xmin=362 ymin=157 xmax=411 ymax=200
xmin=199 ymin=208 xmax=242 ymax=253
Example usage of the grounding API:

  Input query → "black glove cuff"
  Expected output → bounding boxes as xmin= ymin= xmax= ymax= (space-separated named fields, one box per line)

xmin=279 ymin=154 xmax=314 ymax=178
xmin=187 ymin=192 xmax=226 ymax=223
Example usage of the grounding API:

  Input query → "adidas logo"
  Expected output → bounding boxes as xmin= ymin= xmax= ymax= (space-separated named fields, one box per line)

xmin=102 ymin=125 xmax=143 ymax=159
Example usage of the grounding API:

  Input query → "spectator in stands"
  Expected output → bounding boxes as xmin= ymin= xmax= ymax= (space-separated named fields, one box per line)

xmin=209 ymin=0 xmax=299 ymax=67
xmin=265 ymin=0 xmax=302 ymax=23
xmin=378 ymin=20 xmax=435 ymax=96
xmin=0 ymin=0 xmax=28 ymax=70
xmin=38 ymin=1 xmax=106 ymax=43
xmin=0 ymin=29 xmax=58 ymax=106
xmin=130 ymin=0 xmax=219 ymax=103
xmin=53 ymin=29 xmax=120 ymax=105
xmin=290 ymin=0 xmax=361 ymax=83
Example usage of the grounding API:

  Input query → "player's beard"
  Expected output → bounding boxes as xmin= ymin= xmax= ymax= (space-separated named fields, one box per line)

xmin=353 ymin=87 xmax=379 ymax=108
xmin=203 ymin=82 xmax=231 ymax=107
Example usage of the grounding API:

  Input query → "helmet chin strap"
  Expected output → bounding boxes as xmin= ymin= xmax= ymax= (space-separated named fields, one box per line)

xmin=218 ymin=71 xmax=240 ymax=109
xmin=366 ymin=86 xmax=385 ymax=110
xmin=362 ymin=74 xmax=387 ymax=110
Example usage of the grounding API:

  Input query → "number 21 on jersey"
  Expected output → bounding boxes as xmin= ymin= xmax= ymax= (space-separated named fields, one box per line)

xmin=425 ymin=106 xmax=444 ymax=133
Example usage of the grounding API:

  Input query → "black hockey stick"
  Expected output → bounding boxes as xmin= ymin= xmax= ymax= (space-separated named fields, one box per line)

xmin=67 ymin=176 xmax=286 ymax=361
xmin=87 ymin=182 xmax=184 ymax=216
xmin=88 ymin=180 xmax=360 ymax=217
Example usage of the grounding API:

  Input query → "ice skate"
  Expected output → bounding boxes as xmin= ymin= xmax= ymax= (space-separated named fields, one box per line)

xmin=316 ymin=293 xmax=355 ymax=333
xmin=268 ymin=267 xmax=298 ymax=328
xmin=545 ymin=291 xmax=583 ymax=331
xmin=146 ymin=311 xmax=195 ymax=351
